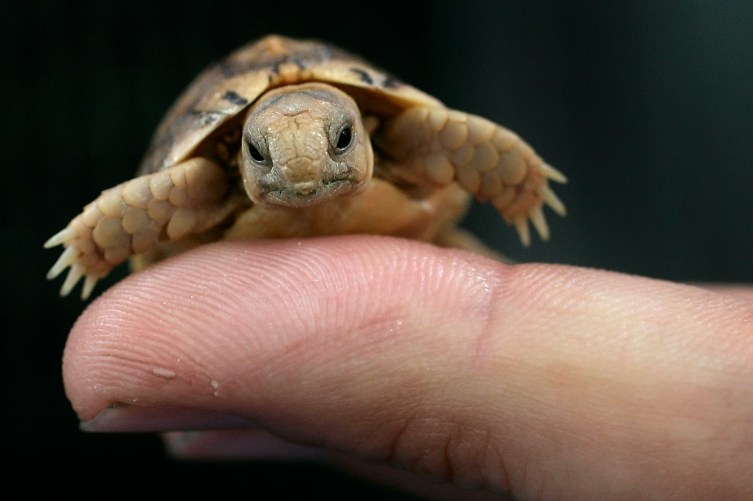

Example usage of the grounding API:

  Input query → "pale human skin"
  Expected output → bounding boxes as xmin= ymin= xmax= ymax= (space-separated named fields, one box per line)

xmin=62 ymin=236 xmax=753 ymax=500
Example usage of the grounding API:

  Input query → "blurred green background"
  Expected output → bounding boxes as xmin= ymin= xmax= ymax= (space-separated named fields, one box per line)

xmin=4 ymin=1 xmax=752 ymax=498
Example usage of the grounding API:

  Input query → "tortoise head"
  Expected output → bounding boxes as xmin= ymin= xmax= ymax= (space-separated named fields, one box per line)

xmin=240 ymin=83 xmax=373 ymax=208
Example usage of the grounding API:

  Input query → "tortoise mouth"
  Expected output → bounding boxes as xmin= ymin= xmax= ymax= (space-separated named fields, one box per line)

xmin=261 ymin=178 xmax=358 ymax=208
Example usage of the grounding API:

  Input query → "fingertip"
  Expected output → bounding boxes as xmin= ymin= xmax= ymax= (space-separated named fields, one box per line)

xmin=62 ymin=236 xmax=505 ymax=422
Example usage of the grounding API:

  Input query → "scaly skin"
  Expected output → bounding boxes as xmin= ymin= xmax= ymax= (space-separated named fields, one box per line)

xmin=379 ymin=107 xmax=566 ymax=246
xmin=45 ymin=158 xmax=242 ymax=299
xmin=46 ymin=92 xmax=566 ymax=300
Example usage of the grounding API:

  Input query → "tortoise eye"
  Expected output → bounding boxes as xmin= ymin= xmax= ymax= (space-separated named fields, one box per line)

xmin=246 ymin=141 xmax=266 ymax=164
xmin=335 ymin=125 xmax=353 ymax=152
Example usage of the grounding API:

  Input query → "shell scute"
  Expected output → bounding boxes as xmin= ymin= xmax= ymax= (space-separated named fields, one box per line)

xmin=139 ymin=35 xmax=439 ymax=174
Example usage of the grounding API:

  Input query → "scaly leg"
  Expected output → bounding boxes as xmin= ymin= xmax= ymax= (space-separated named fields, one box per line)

xmin=378 ymin=107 xmax=567 ymax=246
xmin=45 ymin=157 xmax=243 ymax=299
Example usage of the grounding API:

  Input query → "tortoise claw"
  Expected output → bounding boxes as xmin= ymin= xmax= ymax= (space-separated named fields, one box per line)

xmin=540 ymin=163 xmax=568 ymax=184
xmin=44 ymin=227 xmax=77 ymax=249
xmin=529 ymin=206 xmax=550 ymax=241
xmin=46 ymin=245 xmax=77 ymax=280
xmin=45 ymin=228 xmax=100 ymax=299
xmin=60 ymin=264 xmax=84 ymax=297
xmin=542 ymin=185 xmax=566 ymax=217
xmin=514 ymin=218 xmax=531 ymax=247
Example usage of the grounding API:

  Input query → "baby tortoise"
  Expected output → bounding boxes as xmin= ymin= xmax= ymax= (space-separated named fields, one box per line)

xmin=46 ymin=35 xmax=566 ymax=299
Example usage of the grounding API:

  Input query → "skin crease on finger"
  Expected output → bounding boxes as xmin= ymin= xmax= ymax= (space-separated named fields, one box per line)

xmin=61 ymin=235 xmax=753 ymax=499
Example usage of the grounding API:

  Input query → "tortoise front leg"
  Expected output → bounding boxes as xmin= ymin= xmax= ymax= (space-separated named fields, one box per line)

xmin=45 ymin=158 xmax=242 ymax=299
xmin=379 ymin=107 xmax=567 ymax=246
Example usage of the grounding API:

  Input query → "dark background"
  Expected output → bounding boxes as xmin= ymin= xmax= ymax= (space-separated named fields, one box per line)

xmin=4 ymin=0 xmax=752 ymax=498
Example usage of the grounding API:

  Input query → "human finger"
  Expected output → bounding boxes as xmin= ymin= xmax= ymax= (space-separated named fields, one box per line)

xmin=63 ymin=236 xmax=753 ymax=499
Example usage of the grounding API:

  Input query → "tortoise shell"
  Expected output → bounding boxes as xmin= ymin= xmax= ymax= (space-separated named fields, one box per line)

xmin=140 ymin=35 xmax=441 ymax=175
